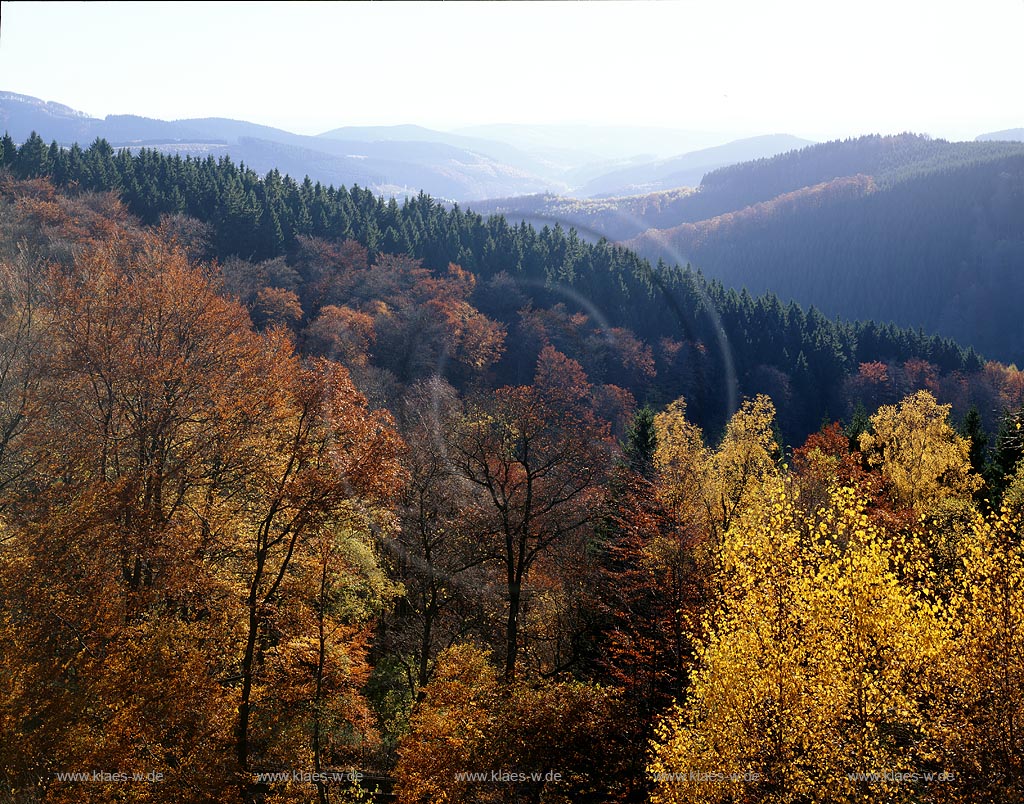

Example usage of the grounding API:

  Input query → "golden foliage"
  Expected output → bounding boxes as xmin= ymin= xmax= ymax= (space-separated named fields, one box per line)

xmin=932 ymin=505 xmax=1024 ymax=801
xmin=859 ymin=390 xmax=982 ymax=513
xmin=393 ymin=644 xmax=623 ymax=804
xmin=650 ymin=480 xmax=948 ymax=804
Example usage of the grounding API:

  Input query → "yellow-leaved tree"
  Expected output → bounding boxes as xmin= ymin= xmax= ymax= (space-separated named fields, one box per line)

xmin=649 ymin=479 xmax=948 ymax=804
xmin=933 ymin=504 xmax=1024 ymax=801
xmin=859 ymin=390 xmax=982 ymax=513
xmin=635 ymin=395 xmax=783 ymax=732
xmin=1004 ymin=459 xmax=1024 ymax=513
xmin=653 ymin=394 xmax=780 ymax=576
xmin=653 ymin=397 xmax=711 ymax=527
xmin=705 ymin=394 xmax=780 ymax=545
xmin=859 ymin=389 xmax=984 ymax=592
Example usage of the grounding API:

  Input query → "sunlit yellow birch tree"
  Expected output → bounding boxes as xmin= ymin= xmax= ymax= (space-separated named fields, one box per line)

xmin=859 ymin=390 xmax=982 ymax=514
xmin=649 ymin=481 xmax=947 ymax=804
xmin=934 ymin=505 xmax=1024 ymax=802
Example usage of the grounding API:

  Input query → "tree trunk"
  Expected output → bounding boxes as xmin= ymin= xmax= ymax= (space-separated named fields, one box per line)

xmin=505 ymin=577 xmax=521 ymax=682
xmin=236 ymin=548 xmax=266 ymax=802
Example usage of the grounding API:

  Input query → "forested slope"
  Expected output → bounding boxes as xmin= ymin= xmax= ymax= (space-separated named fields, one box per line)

xmin=628 ymin=135 xmax=1024 ymax=362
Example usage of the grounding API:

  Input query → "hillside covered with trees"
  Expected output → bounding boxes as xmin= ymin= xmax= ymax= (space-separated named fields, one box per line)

xmin=1 ymin=133 xmax=1024 ymax=804
xmin=627 ymin=134 xmax=1024 ymax=363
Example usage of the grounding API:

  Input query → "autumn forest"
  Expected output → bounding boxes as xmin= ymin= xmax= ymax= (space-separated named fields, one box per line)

xmin=1 ymin=132 xmax=1023 ymax=804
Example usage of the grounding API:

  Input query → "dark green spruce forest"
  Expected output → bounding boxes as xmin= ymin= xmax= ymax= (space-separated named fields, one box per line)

xmin=0 ymin=132 xmax=998 ymax=440
xmin=1 ymin=132 xmax=1024 ymax=804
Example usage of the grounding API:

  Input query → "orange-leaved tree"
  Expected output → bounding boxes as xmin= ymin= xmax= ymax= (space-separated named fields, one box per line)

xmin=450 ymin=347 xmax=611 ymax=682
xmin=0 ymin=228 xmax=403 ymax=803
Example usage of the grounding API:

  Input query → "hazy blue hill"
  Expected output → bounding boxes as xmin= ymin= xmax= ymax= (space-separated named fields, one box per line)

xmin=976 ymin=128 xmax=1024 ymax=142
xmin=0 ymin=93 xmax=215 ymax=145
xmin=320 ymin=123 xmax=459 ymax=142
xmin=577 ymin=134 xmax=816 ymax=197
xmin=318 ymin=124 xmax=507 ymax=157
xmin=452 ymin=123 xmax=728 ymax=164
xmin=169 ymin=117 xmax=314 ymax=146
xmin=121 ymin=134 xmax=554 ymax=201
xmin=318 ymin=123 xmax=566 ymax=182
xmin=206 ymin=137 xmax=387 ymax=190
xmin=560 ymin=154 xmax=664 ymax=188
xmin=97 ymin=115 xmax=209 ymax=144
xmin=0 ymin=91 xmax=561 ymax=200
xmin=0 ymin=91 xmax=99 ymax=143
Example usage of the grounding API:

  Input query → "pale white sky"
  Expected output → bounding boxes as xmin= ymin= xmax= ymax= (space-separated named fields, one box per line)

xmin=0 ymin=0 xmax=1021 ymax=142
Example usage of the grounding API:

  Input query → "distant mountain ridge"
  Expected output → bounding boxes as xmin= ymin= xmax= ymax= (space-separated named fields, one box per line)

xmin=0 ymin=91 xmax=560 ymax=201
xmin=577 ymin=134 xmax=816 ymax=197
xmin=318 ymin=124 xmax=567 ymax=183
xmin=1 ymin=91 xmax=818 ymax=205
xmin=976 ymin=128 xmax=1024 ymax=142
xmin=452 ymin=123 xmax=730 ymax=162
